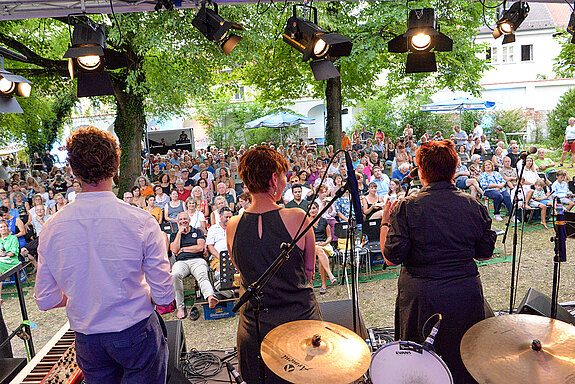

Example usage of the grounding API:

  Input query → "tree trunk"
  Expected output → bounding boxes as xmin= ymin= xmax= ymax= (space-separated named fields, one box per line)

xmin=112 ymin=76 xmax=145 ymax=196
xmin=325 ymin=75 xmax=343 ymax=149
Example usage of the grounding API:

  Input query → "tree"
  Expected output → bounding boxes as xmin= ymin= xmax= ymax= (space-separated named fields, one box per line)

xmin=232 ymin=1 xmax=490 ymax=148
xmin=0 ymin=12 xmax=246 ymax=194
xmin=548 ymin=87 xmax=575 ymax=145
xmin=0 ymin=91 xmax=76 ymax=159
xmin=553 ymin=31 xmax=575 ymax=78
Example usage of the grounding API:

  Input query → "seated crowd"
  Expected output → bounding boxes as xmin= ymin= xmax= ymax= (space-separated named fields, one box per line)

xmin=0 ymin=123 xmax=574 ymax=314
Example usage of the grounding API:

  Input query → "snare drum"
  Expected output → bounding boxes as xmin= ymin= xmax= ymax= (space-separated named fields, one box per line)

xmin=370 ymin=341 xmax=453 ymax=384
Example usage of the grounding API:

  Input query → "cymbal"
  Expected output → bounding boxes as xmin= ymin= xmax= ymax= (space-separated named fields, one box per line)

xmin=261 ymin=320 xmax=371 ymax=384
xmin=461 ymin=314 xmax=575 ymax=384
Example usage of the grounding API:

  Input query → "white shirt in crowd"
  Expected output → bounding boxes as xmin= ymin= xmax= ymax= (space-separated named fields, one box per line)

xmin=206 ymin=224 xmax=227 ymax=255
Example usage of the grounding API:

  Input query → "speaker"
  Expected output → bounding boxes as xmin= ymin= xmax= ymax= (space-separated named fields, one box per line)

xmin=318 ymin=299 xmax=368 ymax=340
xmin=517 ymin=288 xmax=575 ymax=325
xmin=165 ymin=320 xmax=186 ymax=370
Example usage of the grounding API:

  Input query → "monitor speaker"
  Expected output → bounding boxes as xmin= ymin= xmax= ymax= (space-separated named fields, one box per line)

xmin=165 ymin=320 xmax=186 ymax=370
xmin=517 ymin=288 xmax=575 ymax=325
xmin=318 ymin=299 xmax=368 ymax=340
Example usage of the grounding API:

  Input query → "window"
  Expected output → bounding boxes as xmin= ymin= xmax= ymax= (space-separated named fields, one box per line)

xmin=521 ymin=44 xmax=533 ymax=61
xmin=502 ymin=46 xmax=514 ymax=63
xmin=491 ymin=47 xmax=498 ymax=63
xmin=232 ymin=86 xmax=245 ymax=101
xmin=486 ymin=48 xmax=492 ymax=62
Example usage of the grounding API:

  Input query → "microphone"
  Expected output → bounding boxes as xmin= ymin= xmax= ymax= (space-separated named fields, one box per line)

xmin=422 ymin=316 xmax=441 ymax=352
xmin=400 ymin=167 xmax=418 ymax=186
xmin=226 ymin=362 xmax=247 ymax=384
xmin=554 ymin=200 xmax=567 ymax=262
xmin=519 ymin=146 xmax=537 ymax=160
xmin=344 ymin=151 xmax=363 ymax=224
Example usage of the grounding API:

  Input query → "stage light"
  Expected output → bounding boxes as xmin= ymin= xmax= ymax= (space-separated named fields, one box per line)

xmin=63 ymin=19 xmax=129 ymax=98
xmin=387 ymin=8 xmax=453 ymax=73
xmin=192 ymin=2 xmax=243 ymax=55
xmin=493 ymin=2 xmax=530 ymax=44
xmin=567 ymin=11 xmax=575 ymax=44
xmin=282 ymin=4 xmax=353 ymax=81
xmin=0 ymin=55 xmax=32 ymax=113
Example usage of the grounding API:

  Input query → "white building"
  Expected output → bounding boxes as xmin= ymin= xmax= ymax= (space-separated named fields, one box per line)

xmin=434 ymin=3 xmax=575 ymax=140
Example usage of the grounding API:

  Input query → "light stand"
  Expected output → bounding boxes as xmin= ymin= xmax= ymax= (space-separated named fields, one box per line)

xmin=342 ymin=211 xmax=359 ymax=334
xmin=502 ymin=155 xmax=528 ymax=314
xmin=232 ymin=184 xmax=347 ymax=384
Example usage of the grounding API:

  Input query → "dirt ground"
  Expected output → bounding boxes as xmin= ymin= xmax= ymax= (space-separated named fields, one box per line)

xmin=2 ymin=218 xmax=575 ymax=360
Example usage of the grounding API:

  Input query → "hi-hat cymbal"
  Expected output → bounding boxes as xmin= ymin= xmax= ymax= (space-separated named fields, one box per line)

xmin=461 ymin=314 xmax=575 ymax=384
xmin=261 ymin=320 xmax=371 ymax=384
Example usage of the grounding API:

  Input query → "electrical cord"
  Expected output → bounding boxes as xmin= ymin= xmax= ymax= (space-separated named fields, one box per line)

xmin=420 ymin=313 xmax=441 ymax=341
xmin=180 ymin=349 xmax=225 ymax=383
xmin=108 ymin=0 xmax=123 ymax=45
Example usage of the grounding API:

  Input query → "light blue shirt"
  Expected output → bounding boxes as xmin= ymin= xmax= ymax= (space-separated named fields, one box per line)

xmin=479 ymin=172 xmax=505 ymax=192
xmin=552 ymin=180 xmax=570 ymax=198
xmin=370 ymin=174 xmax=390 ymax=198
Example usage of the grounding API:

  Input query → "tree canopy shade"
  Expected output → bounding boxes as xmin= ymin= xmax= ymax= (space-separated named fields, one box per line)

xmin=0 ymin=0 xmax=491 ymax=188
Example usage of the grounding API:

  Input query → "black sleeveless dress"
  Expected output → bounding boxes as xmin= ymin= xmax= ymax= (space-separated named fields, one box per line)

xmin=233 ymin=209 xmax=320 ymax=384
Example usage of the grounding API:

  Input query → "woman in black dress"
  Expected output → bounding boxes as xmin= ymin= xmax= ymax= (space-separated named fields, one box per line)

xmin=381 ymin=140 xmax=496 ymax=384
xmin=226 ymin=146 xmax=320 ymax=384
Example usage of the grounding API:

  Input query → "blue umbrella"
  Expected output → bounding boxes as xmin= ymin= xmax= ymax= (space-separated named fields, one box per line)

xmin=420 ymin=97 xmax=496 ymax=127
xmin=245 ymin=111 xmax=315 ymax=145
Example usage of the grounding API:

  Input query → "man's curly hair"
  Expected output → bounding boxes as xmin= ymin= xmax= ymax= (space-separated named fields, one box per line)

xmin=66 ymin=126 xmax=121 ymax=185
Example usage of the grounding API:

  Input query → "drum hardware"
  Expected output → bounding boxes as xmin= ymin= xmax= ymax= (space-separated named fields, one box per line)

xmin=260 ymin=320 xmax=371 ymax=384
xmin=461 ymin=314 xmax=575 ymax=384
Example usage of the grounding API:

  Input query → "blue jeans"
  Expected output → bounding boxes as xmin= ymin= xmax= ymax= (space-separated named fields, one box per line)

xmin=75 ymin=313 xmax=168 ymax=384
xmin=484 ymin=189 xmax=512 ymax=215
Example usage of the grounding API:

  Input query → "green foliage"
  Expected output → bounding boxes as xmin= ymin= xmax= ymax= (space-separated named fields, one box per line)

xmin=491 ymin=109 xmax=528 ymax=134
xmin=553 ymin=30 xmax=575 ymax=78
xmin=0 ymin=94 xmax=70 ymax=157
xmin=354 ymin=96 xmax=400 ymax=137
xmin=548 ymin=87 xmax=575 ymax=146
xmin=196 ymin=100 xmax=304 ymax=147
xmin=399 ymin=105 xmax=456 ymax=139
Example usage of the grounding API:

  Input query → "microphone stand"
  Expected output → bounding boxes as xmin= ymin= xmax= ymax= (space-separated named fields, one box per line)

xmin=342 ymin=210 xmax=359 ymax=334
xmin=502 ymin=156 xmax=527 ymax=314
xmin=232 ymin=184 xmax=347 ymax=384
xmin=550 ymin=198 xmax=567 ymax=319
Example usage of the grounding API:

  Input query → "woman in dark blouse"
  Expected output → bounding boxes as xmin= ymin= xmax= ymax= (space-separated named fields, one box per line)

xmin=381 ymin=140 xmax=496 ymax=384
xmin=309 ymin=202 xmax=337 ymax=294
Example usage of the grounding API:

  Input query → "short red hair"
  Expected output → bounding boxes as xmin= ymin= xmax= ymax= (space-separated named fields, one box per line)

xmin=239 ymin=146 xmax=289 ymax=194
xmin=416 ymin=140 xmax=457 ymax=183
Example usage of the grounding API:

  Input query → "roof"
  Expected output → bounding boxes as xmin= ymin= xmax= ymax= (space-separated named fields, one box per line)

xmin=478 ymin=2 xmax=572 ymax=34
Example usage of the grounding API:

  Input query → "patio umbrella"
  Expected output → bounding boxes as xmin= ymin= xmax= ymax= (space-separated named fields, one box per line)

xmin=244 ymin=111 xmax=315 ymax=145
xmin=420 ymin=97 xmax=496 ymax=127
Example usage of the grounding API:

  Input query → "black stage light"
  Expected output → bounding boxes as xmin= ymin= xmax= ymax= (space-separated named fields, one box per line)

xmin=283 ymin=4 xmax=353 ymax=81
xmin=567 ymin=11 xmax=575 ymax=44
xmin=192 ymin=2 xmax=243 ymax=55
xmin=387 ymin=8 xmax=452 ymax=73
xmin=64 ymin=20 xmax=129 ymax=98
xmin=0 ymin=55 xmax=32 ymax=113
xmin=493 ymin=2 xmax=530 ymax=44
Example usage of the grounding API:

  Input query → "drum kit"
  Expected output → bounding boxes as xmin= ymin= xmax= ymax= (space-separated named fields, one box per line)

xmin=259 ymin=314 xmax=575 ymax=384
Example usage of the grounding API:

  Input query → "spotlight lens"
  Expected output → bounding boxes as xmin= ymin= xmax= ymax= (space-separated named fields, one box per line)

xmin=499 ymin=22 xmax=513 ymax=34
xmin=313 ymin=38 xmax=329 ymax=58
xmin=17 ymin=82 xmax=31 ymax=98
xmin=77 ymin=55 xmax=101 ymax=71
xmin=411 ymin=33 xmax=432 ymax=51
xmin=0 ymin=77 xmax=15 ymax=94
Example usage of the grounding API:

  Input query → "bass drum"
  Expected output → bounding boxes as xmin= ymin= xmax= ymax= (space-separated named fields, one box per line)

xmin=370 ymin=341 xmax=453 ymax=384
